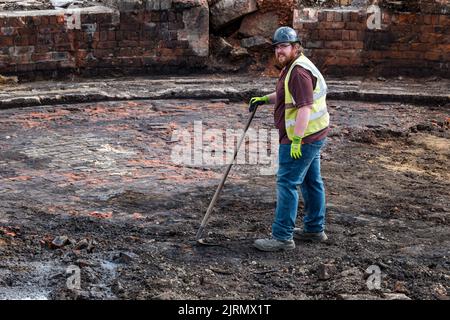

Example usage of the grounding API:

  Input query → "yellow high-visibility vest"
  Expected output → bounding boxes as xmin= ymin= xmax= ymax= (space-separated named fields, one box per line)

xmin=284 ymin=53 xmax=330 ymax=140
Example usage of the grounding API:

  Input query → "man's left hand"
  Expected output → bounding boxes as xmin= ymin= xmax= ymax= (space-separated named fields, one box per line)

xmin=290 ymin=136 xmax=302 ymax=159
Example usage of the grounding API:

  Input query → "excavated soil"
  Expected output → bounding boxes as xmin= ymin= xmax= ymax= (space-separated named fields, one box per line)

xmin=0 ymin=98 xmax=449 ymax=300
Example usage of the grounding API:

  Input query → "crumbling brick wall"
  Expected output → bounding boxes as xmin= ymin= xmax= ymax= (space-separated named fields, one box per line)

xmin=0 ymin=0 xmax=209 ymax=79
xmin=294 ymin=0 xmax=449 ymax=77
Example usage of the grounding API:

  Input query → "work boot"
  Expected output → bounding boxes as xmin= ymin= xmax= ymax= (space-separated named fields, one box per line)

xmin=253 ymin=238 xmax=295 ymax=252
xmin=293 ymin=229 xmax=328 ymax=242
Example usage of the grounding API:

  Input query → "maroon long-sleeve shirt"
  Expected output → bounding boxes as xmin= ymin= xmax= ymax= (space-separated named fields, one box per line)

xmin=274 ymin=59 xmax=330 ymax=144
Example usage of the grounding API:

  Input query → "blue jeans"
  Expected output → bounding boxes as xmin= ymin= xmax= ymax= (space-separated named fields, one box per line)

xmin=272 ymin=139 xmax=327 ymax=241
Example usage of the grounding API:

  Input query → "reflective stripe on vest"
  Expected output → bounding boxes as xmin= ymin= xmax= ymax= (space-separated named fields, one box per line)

xmin=284 ymin=54 xmax=330 ymax=141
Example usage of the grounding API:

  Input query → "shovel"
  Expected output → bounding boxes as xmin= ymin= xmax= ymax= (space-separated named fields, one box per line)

xmin=195 ymin=103 xmax=259 ymax=244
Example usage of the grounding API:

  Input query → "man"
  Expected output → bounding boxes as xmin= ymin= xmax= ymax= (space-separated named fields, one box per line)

xmin=249 ymin=26 xmax=330 ymax=252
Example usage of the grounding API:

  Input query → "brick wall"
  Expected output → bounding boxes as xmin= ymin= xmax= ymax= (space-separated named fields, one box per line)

xmin=0 ymin=2 xmax=209 ymax=79
xmin=293 ymin=1 xmax=449 ymax=77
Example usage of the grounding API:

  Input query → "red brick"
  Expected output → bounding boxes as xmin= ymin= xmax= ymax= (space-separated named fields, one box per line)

xmin=32 ymin=52 xmax=53 ymax=62
xmin=350 ymin=12 xmax=360 ymax=22
xmin=326 ymin=12 xmax=334 ymax=22
xmin=95 ymin=41 xmax=117 ymax=49
xmin=364 ymin=50 xmax=383 ymax=60
xmin=34 ymin=45 xmax=53 ymax=53
xmin=107 ymin=31 xmax=116 ymax=41
xmin=440 ymin=15 xmax=449 ymax=26
xmin=129 ymin=31 xmax=141 ymax=41
xmin=334 ymin=12 xmax=343 ymax=22
xmin=357 ymin=31 xmax=365 ymax=41
xmin=342 ymin=11 xmax=351 ymax=22
xmin=115 ymin=31 xmax=124 ymax=41
xmin=14 ymin=54 xmax=33 ymax=64
xmin=17 ymin=28 xmax=37 ymax=37
xmin=420 ymin=25 xmax=434 ymax=34
xmin=342 ymin=41 xmax=363 ymax=49
xmin=349 ymin=30 xmax=358 ymax=41
xmin=345 ymin=22 xmax=363 ymax=30
xmin=305 ymin=40 xmax=323 ymax=49
xmin=415 ymin=14 xmax=424 ymax=25
xmin=14 ymin=35 xmax=31 ymax=46
xmin=437 ymin=44 xmax=450 ymax=53
xmin=16 ymin=63 xmax=36 ymax=72
xmin=319 ymin=29 xmax=328 ymax=40
xmin=406 ymin=51 xmax=424 ymax=60
xmin=118 ymin=40 xmax=138 ymax=47
xmin=99 ymin=31 xmax=108 ymax=41
xmin=31 ymin=16 xmax=42 ymax=26
xmin=391 ymin=43 xmax=410 ymax=51
xmin=318 ymin=11 xmax=326 ymax=22
xmin=431 ymin=15 xmax=439 ymax=25
xmin=421 ymin=32 xmax=444 ymax=43
xmin=0 ymin=36 xmax=14 ymax=46
xmin=40 ymin=16 xmax=49 ymax=26
xmin=324 ymin=41 xmax=342 ymax=49
xmin=342 ymin=30 xmax=350 ymax=41
xmin=332 ymin=22 xmax=345 ymax=29
xmin=304 ymin=22 xmax=319 ymax=30
xmin=410 ymin=43 xmax=429 ymax=51
xmin=309 ymin=30 xmax=320 ymax=41
xmin=392 ymin=25 xmax=412 ymax=34
xmin=398 ymin=13 xmax=415 ymax=25
xmin=139 ymin=40 xmax=155 ymax=48
xmin=333 ymin=30 xmax=343 ymax=40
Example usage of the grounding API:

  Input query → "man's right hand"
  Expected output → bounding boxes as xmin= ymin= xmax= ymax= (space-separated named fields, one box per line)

xmin=248 ymin=96 xmax=269 ymax=112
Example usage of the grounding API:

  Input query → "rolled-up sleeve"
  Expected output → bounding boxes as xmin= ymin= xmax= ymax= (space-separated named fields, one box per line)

xmin=288 ymin=66 xmax=316 ymax=109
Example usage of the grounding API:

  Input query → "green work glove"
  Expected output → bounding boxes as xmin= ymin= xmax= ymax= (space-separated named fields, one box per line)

xmin=290 ymin=135 xmax=303 ymax=159
xmin=248 ymin=96 xmax=269 ymax=112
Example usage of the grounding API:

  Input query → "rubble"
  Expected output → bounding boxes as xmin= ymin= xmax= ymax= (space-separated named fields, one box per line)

xmin=238 ymin=11 xmax=279 ymax=38
xmin=51 ymin=236 xmax=70 ymax=248
xmin=317 ymin=263 xmax=334 ymax=280
xmin=240 ymin=36 xmax=270 ymax=49
xmin=0 ymin=0 xmax=102 ymax=10
xmin=210 ymin=0 xmax=258 ymax=30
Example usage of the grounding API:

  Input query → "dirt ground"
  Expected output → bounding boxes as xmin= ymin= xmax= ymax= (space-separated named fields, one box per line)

xmin=0 ymin=96 xmax=449 ymax=300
